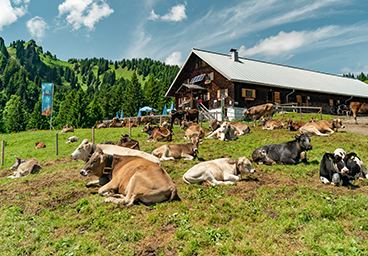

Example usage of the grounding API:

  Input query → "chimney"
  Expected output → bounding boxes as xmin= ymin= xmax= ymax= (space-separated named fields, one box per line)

xmin=230 ymin=48 xmax=238 ymax=62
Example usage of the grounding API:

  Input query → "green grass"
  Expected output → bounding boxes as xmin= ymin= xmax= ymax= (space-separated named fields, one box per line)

xmin=1 ymin=113 xmax=368 ymax=255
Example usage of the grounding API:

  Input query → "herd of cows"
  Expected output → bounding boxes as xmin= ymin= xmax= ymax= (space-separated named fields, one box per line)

xmin=7 ymin=102 xmax=368 ymax=206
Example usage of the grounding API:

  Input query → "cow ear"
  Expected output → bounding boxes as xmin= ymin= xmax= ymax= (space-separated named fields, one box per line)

xmin=295 ymin=134 xmax=301 ymax=140
xmin=228 ymin=159 xmax=237 ymax=165
xmin=99 ymin=154 xmax=107 ymax=163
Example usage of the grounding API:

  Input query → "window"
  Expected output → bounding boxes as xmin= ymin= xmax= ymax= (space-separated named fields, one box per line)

xmin=221 ymin=89 xmax=228 ymax=98
xmin=242 ymin=89 xmax=256 ymax=100
xmin=203 ymin=92 xmax=209 ymax=101
xmin=329 ymin=99 xmax=334 ymax=106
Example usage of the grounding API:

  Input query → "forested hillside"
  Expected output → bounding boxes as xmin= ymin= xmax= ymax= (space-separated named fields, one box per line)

xmin=0 ymin=38 xmax=180 ymax=133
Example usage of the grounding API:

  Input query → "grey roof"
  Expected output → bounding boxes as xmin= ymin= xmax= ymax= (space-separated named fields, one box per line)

xmin=167 ymin=48 xmax=368 ymax=98
xmin=176 ymin=83 xmax=207 ymax=93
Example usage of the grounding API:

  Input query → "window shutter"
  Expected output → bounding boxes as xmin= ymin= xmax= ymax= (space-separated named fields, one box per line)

xmin=242 ymin=88 xmax=246 ymax=97
xmin=217 ymin=90 xmax=221 ymax=98
xmin=207 ymin=92 xmax=210 ymax=100
xmin=252 ymin=89 xmax=256 ymax=98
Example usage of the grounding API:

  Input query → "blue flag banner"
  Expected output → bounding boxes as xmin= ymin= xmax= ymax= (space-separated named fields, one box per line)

xmin=41 ymin=83 xmax=53 ymax=116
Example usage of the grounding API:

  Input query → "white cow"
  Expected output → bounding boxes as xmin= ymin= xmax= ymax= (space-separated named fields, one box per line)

xmin=66 ymin=136 xmax=78 ymax=144
xmin=206 ymin=122 xmax=238 ymax=141
xmin=183 ymin=157 xmax=255 ymax=185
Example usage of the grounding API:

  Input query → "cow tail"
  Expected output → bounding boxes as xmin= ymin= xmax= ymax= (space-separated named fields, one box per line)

xmin=169 ymin=185 xmax=180 ymax=202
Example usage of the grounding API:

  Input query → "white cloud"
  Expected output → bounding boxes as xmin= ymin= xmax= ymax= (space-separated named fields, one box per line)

xmin=58 ymin=0 xmax=114 ymax=30
xmin=165 ymin=51 xmax=182 ymax=66
xmin=0 ymin=0 xmax=29 ymax=31
xmin=148 ymin=9 xmax=159 ymax=21
xmin=26 ymin=16 xmax=47 ymax=41
xmin=239 ymin=31 xmax=307 ymax=56
xmin=149 ymin=4 xmax=187 ymax=22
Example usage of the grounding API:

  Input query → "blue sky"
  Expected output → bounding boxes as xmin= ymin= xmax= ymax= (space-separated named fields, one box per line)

xmin=1 ymin=0 xmax=368 ymax=76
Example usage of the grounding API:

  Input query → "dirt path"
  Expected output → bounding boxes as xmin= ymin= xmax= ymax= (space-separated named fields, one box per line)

xmin=340 ymin=116 xmax=368 ymax=136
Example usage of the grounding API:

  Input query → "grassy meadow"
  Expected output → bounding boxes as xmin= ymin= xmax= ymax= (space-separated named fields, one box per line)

xmin=1 ymin=112 xmax=368 ymax=255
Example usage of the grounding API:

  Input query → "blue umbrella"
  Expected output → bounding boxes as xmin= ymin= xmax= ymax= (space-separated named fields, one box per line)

xmin=137 ymin=109 xmax=142 ymax=117
xmin=120 ymin=110 xmax=124 ymax=119
xmin=116 ymin=112 xmax=119 ymax=118
xmin=168 ymin=102 xmax=176 ymax=111
xmin=162 ymin=104 xmax=167 ymax=115
xmin=139 ymin=106 xmax=158 ymax=112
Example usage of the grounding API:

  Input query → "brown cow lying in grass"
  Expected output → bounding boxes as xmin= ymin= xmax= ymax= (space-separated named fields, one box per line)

xmin=80 ymin=148 xmax=178 ymax=205
xmin=180 ymin=119 xmax=205 ymax=139
xmin=60 ymin=124 xmax=74 ymax=133
xmin=35 ymin=141 xmax=46 ymax=149
xmin=152 ymin=134 xmax=201 ymax=161
xmin=183 ymin=157 xmax=255 ymax=185
xmin=8 ymin=157 xmax=42 ymax=178
xmin=117 ymin=134 xmax=140 ymax=150
xmin=286 ymin=118 xmax=317 ymax=131
xmin=109 ymin=117 xmax=123 ymax=128
xmin=206 ymin=122 xmax=238 ymax=141
xmin=209 ymin=118 xmax=250 ymax=135
xmin=141 ymin=122 xmax=172 ymax=142
xmin=258 ymin=116 xmax=284 ymax=130
xmin=299 ymin=118 xmax=345 ymax=136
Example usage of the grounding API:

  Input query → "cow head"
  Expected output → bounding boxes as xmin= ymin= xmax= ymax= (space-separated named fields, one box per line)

xmin=332 ymin=148 xmax=349 ymax=175
xmin=258 ymin=116 xmax=267 ymax=125
xmin=242 ymin=109 xmax=249 ymax=118
xmin=80 ymin=148 xmax=108 ymax=177
xmin=346 ymin=153 xmax=368 ymax=179
xmin=209 ymin=118 xmax=221 ymax=131
xmin=10 ymin=156 xmax=25 ymax=170
xmin=236 ymin=157 xmax=256 ymax=174
xmin=332 ymin=118 xmax=345 ymax=130
xmin=180 ymin=119 xmax=188 ymax=130
xmin=189 ymin=133 xmax=200 ymax=153
xmin=71 ymin=139 xmax=93 ymax=162
xmin=286 ymin=118 xmax=293 ymax=131
xmin=119 ymin=134 xmax=133 ymax=144
xmin=295 ymin=134 xmax=313 ymax=151
xmin=141 ymin=123 xmax=152 ymax=134
xmin=219 ymin=122 xmax=229 ymax=134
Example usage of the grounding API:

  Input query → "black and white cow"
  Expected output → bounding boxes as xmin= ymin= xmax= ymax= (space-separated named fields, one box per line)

xmin=252 ymin=133 xmax=312 ymax=165
xmin=320 ymin=148 xmax=368 ymax=186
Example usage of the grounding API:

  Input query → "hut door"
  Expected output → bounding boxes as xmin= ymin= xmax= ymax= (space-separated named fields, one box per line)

xmin=274 ymin=92 xmax=281 ymax=104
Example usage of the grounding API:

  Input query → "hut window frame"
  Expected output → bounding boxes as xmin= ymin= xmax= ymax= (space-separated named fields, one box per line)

xmin=242 ymin=88 xmax=256 ymax=100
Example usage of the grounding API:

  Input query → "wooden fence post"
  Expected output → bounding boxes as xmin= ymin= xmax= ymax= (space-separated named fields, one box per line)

xmin=160 ymin=116 xmax=163 ymax=126
xmin=300 ymin=107 xmax=302 ymax=120
xmin=1 ymin=140 xmax=4 ymax=166
xmin=320 ymin=108 xmax=323 ymax=120
xmin=55 ymin=133 xmax=58 ymax=156
xmin=200 ymin=112 xmax=203 ymax=127
xmin=129 ymin=118 xmax=132 ymax=137
xmin=92 ymin=127 xmax=95 ymax=145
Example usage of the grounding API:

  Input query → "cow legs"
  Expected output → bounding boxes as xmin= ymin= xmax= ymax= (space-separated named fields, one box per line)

xmin=160 ymin=146 xmax=175 ymax=161
xmin=207 ymin=173 xmax=238 ymax=185
xmin=181 ymin=154 xmax=195 ymax=160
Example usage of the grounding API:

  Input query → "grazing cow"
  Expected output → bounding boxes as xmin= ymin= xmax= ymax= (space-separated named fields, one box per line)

xmin=141 ymin=123 xmax=172 ymax=142
xmin=152 ymin=134 xmax=200 ymax=161
xmin=243 ymin=103 xmax=274 ymax=126
xmin=60 ymin=124 xmax=74 ymax=133
xmin=80 ymin=148 xmax=178 ymax=205
xmin=350 ymin=101 xmax=368 ymax=124
xmin=252 ymin=133 xmax=312 ymax=165
xmin=320 ymin=149 xmax=368 ymax=186
xmin=109 ymin=117 xmax=123 ymax=128
xmin=117 ymin=134 xmax=140 ymax=150
xmin=183 ymin=157 xmax=255 ymax=186
xmin=66 ymin=136 xmax=78 ymax=144
xmin=299 ymin=118 xmax=345 ymax=136
xmin=258 ymin=117 xmax=284 ymax=130
xmin=180 ymin=119 xmax=205 ymax=139
xmin=8 ymin=157 xmax=42 ymax=178
xmin=206 ymin=122 xmax=238 ymax=141
xmin=209 ymin=118 xmax=250 ymax=135
xmin=35 ymin=141 xmax=46 ymax=149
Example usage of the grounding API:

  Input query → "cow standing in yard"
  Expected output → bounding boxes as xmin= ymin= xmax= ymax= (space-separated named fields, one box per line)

xmin=183 ymin=157 xmax=255 ymax=186
xmin=8 ymin=157 xmax=42 ymax=178
xmin=252 ymin=134 xmax=312 ymax=165
xmin=80 ymin=148 xmax=178 ymax=205
xmin=152 ymin=134 xmax=201 ymax=161
xmin=350 ymin=102 xmax=368 ymax=124
xmin=299 ymin=118 xmax=345 ymax=136
xmin=243 ymin=103 xmax=274 ymax=127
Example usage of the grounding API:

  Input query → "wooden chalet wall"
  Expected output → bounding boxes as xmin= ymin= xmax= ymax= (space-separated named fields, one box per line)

xmin=174 ymin=54 xmax=235 ymax=110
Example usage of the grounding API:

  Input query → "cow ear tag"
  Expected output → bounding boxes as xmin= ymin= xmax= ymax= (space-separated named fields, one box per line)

xmin=328 ymin=155 xmax=332 ymax=160
xmin=351 ymin=155 xmax=355 ymax=160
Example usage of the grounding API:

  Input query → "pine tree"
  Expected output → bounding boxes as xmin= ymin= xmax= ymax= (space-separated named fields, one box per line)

xmin=3 ymin=95 xmax=27 ymax=132
xmin=144 ymin=73 xmax=160 ymax=110
xmin=112 ymin=84 xmax=124 ymax=116
xmin=69 ymin=89 xmax=89 ymax=128
xmin=87 ymin=94 xmax=104 ymax=127
xmin=122 ymin=72 xmax=144 ymax=117
xmin=158 ymin=76 xmax=174 ymax=113
xmin=54 ymin=90 xmax=75 ymax=127
xmin=0 ymin=37 xmax=9 ymax=59
xmin=26 ymin=98 xmax=50 ymax=130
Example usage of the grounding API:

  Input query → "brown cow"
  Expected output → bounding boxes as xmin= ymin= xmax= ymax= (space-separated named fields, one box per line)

xmin=109 ymin=117 xmax=123 ymax=128
xmin=80 ymin=148 xmax=177 ymax=205
xmin=121 ymin=120 xmax=138 ymax=127
xmin=141 ymin=123 xmax=172 ymax=142
xmin=60 ymin=124 xmax=74 ymax=133
xmin=117 ymin=134 xmax=140 ymax=150
xmin=140 ymin=116 xmax=153 ymax=126
xmin=152 ymin=134 xmax=200 ymax=161
xmin=286 ymin=118 xmax=317 ymax=131
xmin=209 ymin=118 xmax=250 ymax=135
xmin=169 ymin=109 xmax=199 ymax=129
xmin=258 ymin=117 xmax=284 ymax=130
xmin=180 ymin=119 xmax=205 ymax=139
xmin=350 ymin=102 xmax=368 ymax=124
xmin=242 ymin=103 xmax=274 ymax=126
xmin=35 ymin=141 xmax=46 ymax=149
xmin=299 ymin=118 xmax=345 ymax=136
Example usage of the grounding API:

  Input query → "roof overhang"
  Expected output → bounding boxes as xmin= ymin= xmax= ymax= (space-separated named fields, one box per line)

xmin=175 ymin=83 xmax=207 ymax=94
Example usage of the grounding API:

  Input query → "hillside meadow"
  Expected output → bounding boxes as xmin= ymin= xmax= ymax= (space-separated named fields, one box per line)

xmin=1 ymin=113 xmax=368 ymax=255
